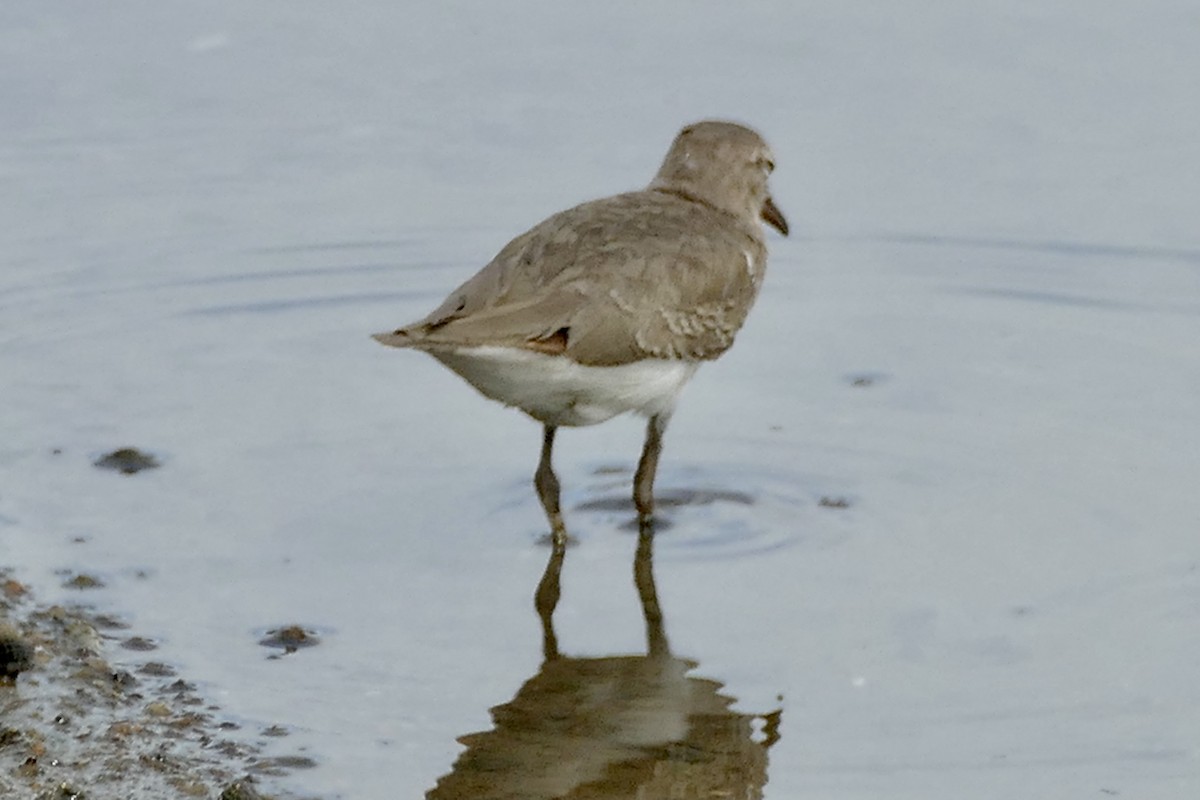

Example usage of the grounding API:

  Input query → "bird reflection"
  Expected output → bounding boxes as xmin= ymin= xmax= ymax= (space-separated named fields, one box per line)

xmin=427 ymin=526 xmax=781 ymax=799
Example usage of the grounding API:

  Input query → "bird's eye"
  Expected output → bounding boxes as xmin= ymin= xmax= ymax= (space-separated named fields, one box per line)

xmin=756 ymin=157 xmax=775 ymax=174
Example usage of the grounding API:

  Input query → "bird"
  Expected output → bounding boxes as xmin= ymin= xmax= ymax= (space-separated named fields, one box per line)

xmin=373 ymin=120 xmax=788 ymax=544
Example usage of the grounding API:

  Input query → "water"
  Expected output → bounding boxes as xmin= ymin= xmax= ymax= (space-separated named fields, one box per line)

xmin=2 ymin=2 xmax=1199 ymax=798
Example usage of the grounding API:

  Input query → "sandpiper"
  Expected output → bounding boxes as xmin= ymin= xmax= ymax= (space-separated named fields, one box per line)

xmin=374 ymin=120 xmax=788 ymax=543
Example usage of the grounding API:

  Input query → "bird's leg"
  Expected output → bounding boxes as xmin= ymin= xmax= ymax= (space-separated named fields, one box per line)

xmin=534 ymin=532 xmax=566 ymax=662
xmin=634 ymin=519 xmax=669 ymax=658
xmin=534 ymin=424 xmax=568 ymax=545
xmin=633 ymin=414 xmax=667 ymax=526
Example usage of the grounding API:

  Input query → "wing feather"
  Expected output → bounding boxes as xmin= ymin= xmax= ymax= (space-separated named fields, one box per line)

xmin=374 ymin=190 xmax=767 ymax=366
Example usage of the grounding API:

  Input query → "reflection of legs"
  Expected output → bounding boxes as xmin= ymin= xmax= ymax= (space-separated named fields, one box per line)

xmin=633 ymin=415 xmax=667 ymax=525
xmin=534 ymin=424 xmax=567 ymax=545
xmin=534 ymin=534 xmax=566 ymax=662
xmin=634 ymin=521 xmax=669 ymax=658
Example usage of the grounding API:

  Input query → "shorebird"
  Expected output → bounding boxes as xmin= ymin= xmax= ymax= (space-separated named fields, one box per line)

xmin=374 ymin=120 xmax=788 ymax=543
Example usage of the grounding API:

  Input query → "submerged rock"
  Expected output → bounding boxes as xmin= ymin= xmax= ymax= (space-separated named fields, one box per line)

xmin=818 ymin=495 xmax=852 ymax=509
xmin=0 ymin=625 xmax=34 ymax=680
xmin=62 ymin=573 xmax=105 ymax=590
xmin=93 ymin=448 xmax=160 ymax=475
xmin=258 ymin=626 xmax=320 ymax=655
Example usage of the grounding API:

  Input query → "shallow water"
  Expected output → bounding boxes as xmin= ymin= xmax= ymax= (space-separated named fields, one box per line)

xmin=3 ymin=2 xmax=1200 ymax=798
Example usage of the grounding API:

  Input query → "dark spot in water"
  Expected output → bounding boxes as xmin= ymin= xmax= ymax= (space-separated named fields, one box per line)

xmin=63 ymin=573 xmax=105 ymax=590
xmin=258 ymin=626 xmax=319 ymax=654
xmin=122 ymin=636 xmax=158 ymax=652
xmin=94 ymin=447 xmax=160 ymax=474
xmin=260 ymin=725 xmax=289 ymax=738
xmin=138 ymin=661 xmax=176 ymax=678
xmin=846 ymin=371 xmax=889 ymax=388
xmin=818 ymin=496 xmax=851 ymax=509
xmin=93 ymin=614 xmax=130 ymax=630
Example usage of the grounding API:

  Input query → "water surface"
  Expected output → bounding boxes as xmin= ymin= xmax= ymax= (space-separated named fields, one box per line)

xmin=2 ymin=3 xmax=1199 ymax=798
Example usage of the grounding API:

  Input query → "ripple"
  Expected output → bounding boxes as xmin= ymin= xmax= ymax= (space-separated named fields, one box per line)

xmin=181 ymin=290 xmax=432 ymax=316
xmin=574 ymin=463 xmax=848 ymax=562
xmin=575 ymin=487 xmax=754 ymax=512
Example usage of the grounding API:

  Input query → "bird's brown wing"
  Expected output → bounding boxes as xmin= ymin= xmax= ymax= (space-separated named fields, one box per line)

xmin=373 ymin=190 xmax=767 ymax=366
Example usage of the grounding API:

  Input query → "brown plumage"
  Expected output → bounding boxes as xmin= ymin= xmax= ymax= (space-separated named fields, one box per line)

xmin=374 ymin=121 xmax=787 ymax=542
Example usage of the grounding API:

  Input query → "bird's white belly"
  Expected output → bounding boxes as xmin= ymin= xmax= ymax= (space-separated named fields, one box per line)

xmin=429 ymin=346 xmax=699 ymax=427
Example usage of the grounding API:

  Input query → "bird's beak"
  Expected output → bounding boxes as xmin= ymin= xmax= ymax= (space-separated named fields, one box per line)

xmin=761 ymin=196 xmax=789 ymax=236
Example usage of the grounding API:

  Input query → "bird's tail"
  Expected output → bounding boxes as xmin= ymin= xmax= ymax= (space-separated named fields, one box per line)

xmin=371 ymin=329 xmax=419 ymax=348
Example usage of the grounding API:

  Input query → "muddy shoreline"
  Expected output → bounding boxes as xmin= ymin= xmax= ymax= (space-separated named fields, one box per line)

xmin=1 ymin=569 xmax=305 ymax=799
